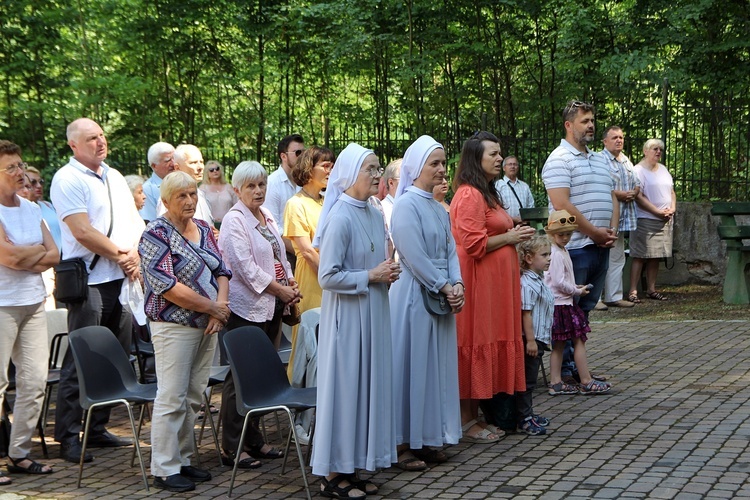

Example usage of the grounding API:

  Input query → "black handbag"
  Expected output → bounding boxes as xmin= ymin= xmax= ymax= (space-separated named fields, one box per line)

xmin=421 ymin=287 xmax=451 ymax=316
xmin=53 ymin=176 xmax=114 ymax=304
xmin=53 ymin=257 xmax=90 ymax=303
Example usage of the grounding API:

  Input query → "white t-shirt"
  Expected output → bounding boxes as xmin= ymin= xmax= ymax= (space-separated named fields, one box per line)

xmin=0 ymin=197 xmax=47 ymax=306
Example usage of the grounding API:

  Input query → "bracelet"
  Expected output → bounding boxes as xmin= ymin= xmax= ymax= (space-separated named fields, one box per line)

xmin=454 ymin=281 xmax=465 ymax=291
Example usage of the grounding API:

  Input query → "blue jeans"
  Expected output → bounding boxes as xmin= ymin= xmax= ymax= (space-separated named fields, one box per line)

xmin=561 ymin=245 xmax=610 ymax=376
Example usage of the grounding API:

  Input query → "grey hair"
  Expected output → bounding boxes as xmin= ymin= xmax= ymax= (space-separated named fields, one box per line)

xmin=232 ymin=161 xmax=267 ymax=189
xmin=502 ymin=155 xmax=518 ymax=167
xmin=643 ymin=138 xmax=665 ymax=153
xmin=124 ymin=174 xmax=145 ymax=195
xmin=147 ymin=142 xmax=175 ymax=166
xmin=383 ymin=158 xmax=402 ymax=182
xmin=160 ymin=171 xmax=197 ymax=203
xmin=174 ymin=144 xmax=200 ymax=167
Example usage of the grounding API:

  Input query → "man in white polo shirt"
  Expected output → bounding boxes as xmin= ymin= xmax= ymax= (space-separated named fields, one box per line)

xmin=51 ymin=118 xmax=145 ymax=463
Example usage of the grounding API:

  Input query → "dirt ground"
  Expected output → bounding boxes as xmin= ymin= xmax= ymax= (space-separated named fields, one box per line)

xmin=589 ymin=284 xmax=750 ymax=322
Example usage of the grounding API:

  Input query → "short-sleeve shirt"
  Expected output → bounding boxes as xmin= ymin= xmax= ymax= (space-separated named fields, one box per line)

xmin=263 ymin=166 xmax=300 ymax=234
xmin=542 ymin=140 xmax=614 ymax=250
xmin=50 ymin=158 xmax=145 ymax=285
xmin=139 ymin=217 xmax=231 ymax=328
xmin=635 ymin=164 xmax=674 ymax=221
xmin=520 ymin=269 xmax=553 ymax=346
xmin=495 ymin=176 xmax=535 ymax=220
xmin=602 ymin=149 xmax=639 ymax=232
xmin=0 ymin=197 xmax=47 ymax=306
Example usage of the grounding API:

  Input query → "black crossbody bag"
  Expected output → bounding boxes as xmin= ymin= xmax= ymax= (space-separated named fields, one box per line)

xmin=53 ymin=177 xmax=113 ymax=304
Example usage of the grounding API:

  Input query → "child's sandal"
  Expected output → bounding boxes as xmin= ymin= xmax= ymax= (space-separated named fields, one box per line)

xmin=579 ymin=379 xmax=611 ymax=395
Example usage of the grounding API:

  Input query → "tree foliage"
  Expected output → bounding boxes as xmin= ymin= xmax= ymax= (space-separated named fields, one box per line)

xmin=1 ymin=0 xmax=748 ymax=198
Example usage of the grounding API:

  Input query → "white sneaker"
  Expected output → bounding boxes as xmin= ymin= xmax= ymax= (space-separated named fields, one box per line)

xmin=293 ymin=424 xmax=310 ymax=445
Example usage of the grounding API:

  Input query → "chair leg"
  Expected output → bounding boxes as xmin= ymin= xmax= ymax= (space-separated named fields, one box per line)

xmin=228 ymin=414 xmax=253 ymax=497
xmin=130 ymin=404 xmax=148 ymax=468
xmin=124 ymin=402 xmax=150 ymax=492
xmin=281 ymin=407 xmax=312 ymax=500
xmin=37 ymin=416 xmax=48 ymax=459
xmin=198 ymin=389 xmax=210 ymax=446
xmin=78 ymin=407 xmax=94 ymax=488
xmin=305 ymin=411 xmax=316 ymax=466
xmin=202 ymin=392 xmax=223 ymax=468
xmin=540 ymin=355 xmax=549 ymax=388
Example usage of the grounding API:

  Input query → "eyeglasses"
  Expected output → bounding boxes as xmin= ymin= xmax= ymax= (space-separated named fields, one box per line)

xmin=362 ymin=167 xmax=384 ymax=178
xmin=552 ymin=216 xmax=577 ymax=225
xmin=208 ymin=167 xmax=220 ymax=173
xmin=2 ymin=162 xmax=28 ymax=175
xmin=288 ymin=149 xmax=304 ymax=158
xmin=315 ymin=161 xmax=334 ymax=171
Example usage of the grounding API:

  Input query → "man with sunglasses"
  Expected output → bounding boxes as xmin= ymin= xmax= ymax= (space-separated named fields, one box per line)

xmin=542 ymin=101 xmax=618 ymax=384
xmin=264 ymin=134 xmax=304 ymax=263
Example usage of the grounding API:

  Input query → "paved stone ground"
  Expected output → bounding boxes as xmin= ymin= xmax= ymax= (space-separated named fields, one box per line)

xmin=2 ymin=320 xmax=750 ymax=499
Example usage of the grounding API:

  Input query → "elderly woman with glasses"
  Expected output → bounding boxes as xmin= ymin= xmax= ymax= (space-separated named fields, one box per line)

xmin=218 ymin=161 xmax=301 ymax=468
xmin=139 ymin=171 xmax=231 ymax=492
xmin=450 ymin=132 xmax=536 ymax=443
xmin=0 ymin=141 xmax=59 ymax=483
xmin=312 ymin=143 xmax=401 ymax=499
xmin=628 ymin=138 xmax=675 ymax=302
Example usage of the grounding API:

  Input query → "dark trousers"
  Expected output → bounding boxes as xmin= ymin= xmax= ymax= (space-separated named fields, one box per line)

xmin=220 ymin=311 xmax=282 ymax=455
xmin=516 ymin=340 xmax=545 ymax=421
xmin=54 ymin=279 xmax=132 ymax=443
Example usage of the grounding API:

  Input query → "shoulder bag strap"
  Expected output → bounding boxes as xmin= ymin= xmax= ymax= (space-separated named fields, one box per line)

xmin=89 ymin=176 xmax=114 ymax=271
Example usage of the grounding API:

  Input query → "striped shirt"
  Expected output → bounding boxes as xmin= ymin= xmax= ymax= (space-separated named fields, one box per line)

xmin=542 ymin=139 xmax=614 ymax=250
xmin=602 ymin=149 xmax=639 ymax=232
xmin=520 ymin=269 xmax=553 ymax=346
xmin=495 ymin=176 xmax=535 ymax=220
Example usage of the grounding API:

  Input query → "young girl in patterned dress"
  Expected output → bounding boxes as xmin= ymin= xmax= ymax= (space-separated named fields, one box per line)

xmin=544 ymin=210 xmax=611 ymax=396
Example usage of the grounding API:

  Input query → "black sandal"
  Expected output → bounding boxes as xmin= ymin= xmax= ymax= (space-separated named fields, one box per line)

xmin=0 ymin=471 xmax=11 ymax=485
xmin=7 ymin=457 xmax=53 ymax=475
xmin=248 ymin=445 xmax=284 ymax=460
xmin=320 ymin=474 xmax=366 ymax=499
xmin=221 ymin=452 xmax=262 ymax=469
xmin=647 ymin=291 xmax=668 ymax=301
xmin=348 ymin=474 xmax=379 ymax=495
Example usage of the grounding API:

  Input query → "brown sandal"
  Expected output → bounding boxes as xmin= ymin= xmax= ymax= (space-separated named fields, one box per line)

xmin=627 ymin=291 xmax=642 ymax=303
xmin=395 ymin=452 xmax=427 ymax=471
xmin=647 ymin=291 xmax=668 ymax=301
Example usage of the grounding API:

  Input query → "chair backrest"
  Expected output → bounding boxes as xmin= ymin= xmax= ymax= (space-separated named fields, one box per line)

xmin=223 ymin=326 xmax=292 ymax=409
xmin=46 ymin=308 xmax=69 ymax=368
xmin=67 ymin=326 xmax=141 ymax=408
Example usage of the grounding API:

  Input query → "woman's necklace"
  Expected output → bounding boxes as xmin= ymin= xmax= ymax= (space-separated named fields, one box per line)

xmin=352 ymin=206 xmax=375 ymax=252
xmin=301 ymin=188 xmax=323 ymax=205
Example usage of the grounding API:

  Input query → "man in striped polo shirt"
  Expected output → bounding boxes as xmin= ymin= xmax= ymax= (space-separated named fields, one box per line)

xmin=542 ymin=101 xmax=618 ymax=382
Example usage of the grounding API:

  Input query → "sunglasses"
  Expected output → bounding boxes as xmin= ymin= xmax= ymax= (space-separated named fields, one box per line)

xmin=208 ymin=167 xmax=220 ymax=173
xmin=289 ymin=149 xmax=304 ymax=158
xmin=31 ymin=179 xmax=45 ymax=186
xmin=552 ymin=216 xmax=576 ymax=225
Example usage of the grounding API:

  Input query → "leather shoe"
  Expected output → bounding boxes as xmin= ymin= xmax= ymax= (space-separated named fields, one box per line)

xmin=154 ymin=474 xmax=195 ymax=492
xmin=180 ymin=465 xmax=211 ymax=482
xmin=59 ymin=439 xmax=93 ymax=463
xmin=86 ymin=431 xmax=131 ymax=448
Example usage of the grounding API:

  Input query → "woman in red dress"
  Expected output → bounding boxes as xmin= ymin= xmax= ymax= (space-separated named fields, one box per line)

xmin=450 ymin=132 xmax=536 ymax=442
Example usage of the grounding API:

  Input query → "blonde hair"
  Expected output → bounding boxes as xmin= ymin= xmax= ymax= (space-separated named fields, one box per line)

xmin=517 ymin=235 xmax=551 ymax=270
xmin=202 ymin=160 xmax=227 ymax=185
xmin=160 ymin=171 xmax=197 ymax=203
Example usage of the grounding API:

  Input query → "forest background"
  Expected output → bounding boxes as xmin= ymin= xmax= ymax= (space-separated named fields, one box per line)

xmin=1 ymin=0 xmax=749 ymax=202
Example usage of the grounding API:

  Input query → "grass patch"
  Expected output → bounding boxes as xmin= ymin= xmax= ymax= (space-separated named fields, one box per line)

xmin=589 ymin=284 xmax=750 ymax=322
